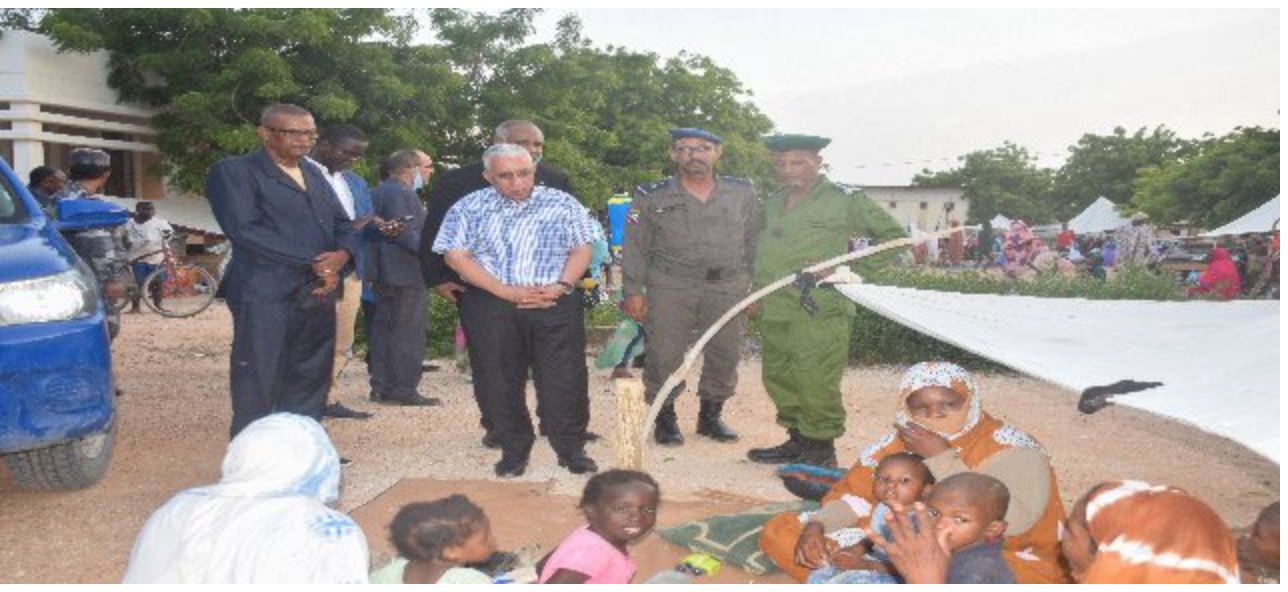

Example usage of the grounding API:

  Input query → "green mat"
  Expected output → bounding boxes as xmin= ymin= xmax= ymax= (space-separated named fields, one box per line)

xmin=657 ymin=500 xmax=818 ymax=575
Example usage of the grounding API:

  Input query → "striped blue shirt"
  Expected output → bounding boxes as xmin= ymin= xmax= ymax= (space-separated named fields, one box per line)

xmin=433 ymin=185 xmax=604 ymax=286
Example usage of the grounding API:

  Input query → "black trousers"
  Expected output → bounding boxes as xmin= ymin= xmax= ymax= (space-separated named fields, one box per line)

xmin=458 ymin=289 xmax=589 ymax=458
xmin=368 ymin=282 xmax=427 ymax=400
xmin=227 ymin=296 xmax=336 ymax=438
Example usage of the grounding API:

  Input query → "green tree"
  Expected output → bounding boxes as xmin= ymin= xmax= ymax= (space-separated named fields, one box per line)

xmin=1132 ymin=126 xmax=1279 ymax=228
xmin=7 ymin=8 xmax=776 ymax=209
xmin=1047 ymin=125 xmax=1194 ymax=220
xmin=913 ymin=142 xmax=1054 ymax=224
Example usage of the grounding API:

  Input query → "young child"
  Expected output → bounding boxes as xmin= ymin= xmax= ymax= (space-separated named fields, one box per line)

xmin=806 ymin=452 xmax=935 ymax=584
xmin=926 ymin=472 xmax=1014 ymax=584
xmin=1239 ymin=501 xmax=1280 ymax=584
xmin=370 ymin=495 xmax=497 ymax=584
xmin=537 ymin=470 xmax=661 ymax=584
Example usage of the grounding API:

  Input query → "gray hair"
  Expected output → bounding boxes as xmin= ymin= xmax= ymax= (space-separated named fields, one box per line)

xmin=482 ymin=143 xmax=532 ymax=171
xmin=259 ymin=103 xmax=312 ymax=126
xmin=494 ymin=120 xmax=541 ymax=142
xmin=381 ymin=149 xmax=421 ymax=179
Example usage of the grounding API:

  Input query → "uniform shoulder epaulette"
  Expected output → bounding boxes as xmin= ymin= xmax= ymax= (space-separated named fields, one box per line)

xmin=635 ymin=178 xmax=671 ymax=196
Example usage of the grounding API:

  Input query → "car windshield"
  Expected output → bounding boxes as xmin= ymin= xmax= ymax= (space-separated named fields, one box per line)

xmin=0 ymin=169 xmax=32 ymax=224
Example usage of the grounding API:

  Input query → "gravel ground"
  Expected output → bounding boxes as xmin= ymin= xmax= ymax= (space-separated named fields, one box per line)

xmin=0 ymin=304 xmax=1278 ymax=583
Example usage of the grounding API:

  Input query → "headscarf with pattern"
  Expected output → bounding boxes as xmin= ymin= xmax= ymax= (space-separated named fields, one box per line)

xmin=1081 ymin=480 xmax=1239 ymax=584
xmin=895 ymin=361 xmax=982 ymax=439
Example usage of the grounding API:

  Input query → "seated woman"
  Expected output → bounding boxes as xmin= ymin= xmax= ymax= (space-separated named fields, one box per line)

xmin=759 ymin=361 xmax=1068 ymax=583
xmin=1063 ymin=480 xmax=1240 ymax=584
xmin=122 ymin=413 xmax=369 ymax=583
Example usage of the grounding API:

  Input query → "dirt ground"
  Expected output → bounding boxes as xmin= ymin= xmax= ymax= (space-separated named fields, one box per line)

xmin=0 ymin=305 xmax=1278 ymax=583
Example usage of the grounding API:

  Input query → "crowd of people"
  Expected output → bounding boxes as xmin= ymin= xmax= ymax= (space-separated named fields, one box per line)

xmin=33 ymin=103 xmax=1276 ymax=584
xmin=907 ymin=210 xmax=1280 ymax=301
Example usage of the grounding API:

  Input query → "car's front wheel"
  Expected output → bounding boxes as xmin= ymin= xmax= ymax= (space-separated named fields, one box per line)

xmin=3 ymin=421 xmax=115 ymax=490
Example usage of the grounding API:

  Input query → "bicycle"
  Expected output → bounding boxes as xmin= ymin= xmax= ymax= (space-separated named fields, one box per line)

xmin=103 ymin=231 xmax=218 ymax=318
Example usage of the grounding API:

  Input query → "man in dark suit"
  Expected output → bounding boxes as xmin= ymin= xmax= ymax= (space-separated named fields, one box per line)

xmin=206 ymin=103 xmax=356 ymax=437
xmin=419 ymin=120 xmax=574 ymax=448
xmin=367 ymin=149 xmax=436 ymax=407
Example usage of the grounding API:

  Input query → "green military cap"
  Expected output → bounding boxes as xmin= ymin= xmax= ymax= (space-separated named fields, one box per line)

xmin=764 ymin=134 xmax=832 ymax=153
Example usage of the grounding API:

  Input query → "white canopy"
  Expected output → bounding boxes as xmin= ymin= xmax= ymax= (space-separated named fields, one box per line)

xmin=1068 ymin=196 xmax=1131 ymax=235
xmin=836 ymin=283 xmax=1280 ymax=462
xmin=1201 ymin=195 xmax=1281 ymax=237
xmin=990 ymin=214 xmax=1011 ymax=229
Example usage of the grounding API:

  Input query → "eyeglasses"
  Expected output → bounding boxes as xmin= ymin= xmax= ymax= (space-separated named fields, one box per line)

xmin=672 ymin=144 xmax=714 ymax=155
xmin=493 ymin=169 xmax=535 ymax=182
xmin=266 ymin=127 xmax=318 ymax=140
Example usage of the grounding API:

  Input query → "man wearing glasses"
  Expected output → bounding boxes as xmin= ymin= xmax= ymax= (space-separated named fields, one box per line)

xmin=433 ymin=144 xmax=603 ymax=478
xmin=621 ymin=128 xmax=759 ymax=447
xmin=206 ymin=103 xmax=357 ymax=438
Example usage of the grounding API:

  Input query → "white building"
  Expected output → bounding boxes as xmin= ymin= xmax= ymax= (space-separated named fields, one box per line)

xmin=0 ymin=30 xmax=166 ymax=201
xmin=853 ymin=185 xmax=969 ymax=232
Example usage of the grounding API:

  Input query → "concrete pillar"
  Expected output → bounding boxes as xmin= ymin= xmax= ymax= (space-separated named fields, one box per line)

xmin=8 ymin=102 xmax=43 ymax=177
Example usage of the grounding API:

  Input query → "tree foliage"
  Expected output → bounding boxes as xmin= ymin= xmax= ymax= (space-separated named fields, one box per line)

xmin=1046 ymin=125 xmax=1194 ymax=220
xmin=5 ymin=8 xmax=775 ymax=209
xmin=912 ymin=142 xmax=1054 ymax=225
xmin=1132 ymin=126 xmax=1279 ymax=227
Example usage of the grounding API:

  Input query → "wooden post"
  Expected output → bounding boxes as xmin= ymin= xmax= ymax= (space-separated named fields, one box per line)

xmin=613 ymin=378 xmax=646 ymax=470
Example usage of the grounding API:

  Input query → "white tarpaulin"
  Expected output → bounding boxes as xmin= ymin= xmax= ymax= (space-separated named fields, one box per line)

xmin=1201 ymin=195 xmax=1281 ymax=237
xmin=836 ymin=283 xmax=1280 ymax=462
xmin=1067 ymin=196 xmax=1131 ymax=235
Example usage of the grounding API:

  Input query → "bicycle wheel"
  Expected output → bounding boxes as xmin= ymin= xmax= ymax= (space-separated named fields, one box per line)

xmin=141 ymin=264 xmax=218 ymax=318
xmin=101 ymin=265 xmax=137 ymax=315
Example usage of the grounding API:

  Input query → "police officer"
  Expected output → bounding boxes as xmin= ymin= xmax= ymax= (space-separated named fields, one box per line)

xmin=52 ymin=148 xmax=129 ymax=339
xmin=747 ymin=134 xmax=905 ymax=466
xmin=622 ymin=128 xmax=759 ymax=446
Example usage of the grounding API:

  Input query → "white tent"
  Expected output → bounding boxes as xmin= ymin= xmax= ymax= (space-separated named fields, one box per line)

xmin=836 ymin=283 xmax=1280 ymax=462
xmin=1201 ymin=195 xmax=1281 ymax=237
xmin=1067 ymin=196 xmax=1131 ymax=235
xmin=989 ymin=214 xmax=1011 ymax=229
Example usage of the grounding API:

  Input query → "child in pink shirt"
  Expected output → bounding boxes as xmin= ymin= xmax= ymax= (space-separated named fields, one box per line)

xmin=538 ymin=470 xmax=661 ymax=584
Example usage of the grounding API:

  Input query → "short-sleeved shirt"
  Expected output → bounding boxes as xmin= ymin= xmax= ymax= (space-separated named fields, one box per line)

xmin=433 ymin=186 xmax=603 ymax=286
xmin=621 ymin=176 xmax=759 ymax=296
xmin=538 ymin=526 xmax=636 ymax=584
xmin=753 ymin=176 xmax=905 ymax=322
xmin=126 ymin=217 xmax=174 ymax=264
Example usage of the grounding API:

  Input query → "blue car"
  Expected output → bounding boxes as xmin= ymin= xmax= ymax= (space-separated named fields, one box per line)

xmin=0 ymin=157 xmax=126 ymax=490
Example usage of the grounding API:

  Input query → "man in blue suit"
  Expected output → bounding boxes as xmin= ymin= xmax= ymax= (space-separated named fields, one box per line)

xmin=306 ymin=124 xmax=377 ymax=421
xmin=206 ymin=104 xmax=357 ymax=437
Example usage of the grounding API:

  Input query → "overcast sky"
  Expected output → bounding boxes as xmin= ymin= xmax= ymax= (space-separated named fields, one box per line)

xmin=512 ymin=8 xmax=1278 ymax=185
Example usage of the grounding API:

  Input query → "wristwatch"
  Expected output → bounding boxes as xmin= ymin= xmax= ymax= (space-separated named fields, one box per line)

xmin=556 ymin=280 xmax=575 ymax=294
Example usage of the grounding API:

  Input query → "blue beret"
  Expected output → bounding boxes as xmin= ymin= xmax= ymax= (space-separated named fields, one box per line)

xmin=670 ymin=127 xmax=722 ymax=144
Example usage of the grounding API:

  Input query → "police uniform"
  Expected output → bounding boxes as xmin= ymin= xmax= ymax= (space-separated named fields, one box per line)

xmin=622 ymin=171 xmax=759 ymax=437
xmin=750 ymin=134 xmax=905 ymax=464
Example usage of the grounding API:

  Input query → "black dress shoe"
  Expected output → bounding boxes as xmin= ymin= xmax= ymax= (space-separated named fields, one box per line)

xmin=557 ymin=453 xmax=599 ymax=475
xmin=481 ymin=432 xmax=502 ymax=449
xmin=494 ymin=454 xmax=529 ymax=478
xmin=378 ymin=394 xmax=442 ymax=407
xmin=323 ymin=403 xmax=374 ymax=420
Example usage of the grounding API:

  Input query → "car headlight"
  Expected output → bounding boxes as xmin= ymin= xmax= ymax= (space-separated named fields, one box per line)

xmin=0 ymin=266 xmax=98 ymax=327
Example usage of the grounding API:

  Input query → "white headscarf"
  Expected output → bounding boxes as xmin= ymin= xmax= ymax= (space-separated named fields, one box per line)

xmin=122 ymin=414 xmax=368 ymax=583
